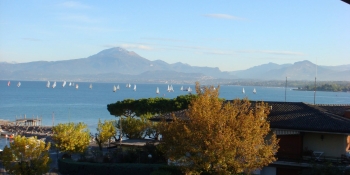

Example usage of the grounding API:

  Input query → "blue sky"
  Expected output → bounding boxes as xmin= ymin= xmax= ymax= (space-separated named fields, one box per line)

xmin=0 ymin=1 xmax=349 ymax=71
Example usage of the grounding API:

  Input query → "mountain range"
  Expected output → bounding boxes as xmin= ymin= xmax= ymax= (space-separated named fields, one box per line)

xmin=0 ymin=47 xmax=349 ymax=83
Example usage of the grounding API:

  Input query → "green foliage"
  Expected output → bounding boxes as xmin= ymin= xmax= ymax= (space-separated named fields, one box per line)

xmin=115 ymin=114 xmax=158 ymax=139
xmin=300 ymin=82 xmax=350 ymax=92
xmin=95 ymin=119 xmax=117 ymax=150
xmin=1 ymin=136 xmax=51 ymax=175
xmin=52 ymin=122 xmax=90 ymax=154
xmin=107 ymin=94 xmax=197 ymax=117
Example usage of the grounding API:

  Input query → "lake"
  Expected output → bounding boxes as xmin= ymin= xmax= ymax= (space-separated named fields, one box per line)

xmin=0 ymin=80 xmax=349 ymax=149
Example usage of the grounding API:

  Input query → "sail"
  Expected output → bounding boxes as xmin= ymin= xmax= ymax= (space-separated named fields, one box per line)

xmin=180 ymin=86 xmax=183 ymax=91
xmin=187 ymin=87 xmax=192 ymax=92
xmin=17 ymin=82 xmax=21 ymax=87
xmin=253 ymin=88 xmax=256 ymax=94
xmin=47 ymin=81 xmax=50 ymax=88
xmin=113 ymin=85 xmax=117 ymax=92
xmin=117 ymin=85 xmax=120 ymax=90
xmin=242 ymin=88 xmax=245 ymax=94
xmin=134 ymin=85 xmax=136 ymax=91
xmin=62 ymin=81 xmax=66 ymax=87
xmin=7 ymin=81 xmax=10 ymax=86
xmin=167 ymin=85 xmax=170 ymax=92
xmin=89 ymin=84 xmax=92 ymax=89
xmin=69 ymin=82 xmax=72 ymax=86
xmin=170 ymin=85 xmax=174 ymax=92
xmin=52 ymin=81 xmax=56 ymax=88
xmin=75 ymin=84 xmax=79 ymax=89
xmin=156 ymin=87 xmax=159 ymax=94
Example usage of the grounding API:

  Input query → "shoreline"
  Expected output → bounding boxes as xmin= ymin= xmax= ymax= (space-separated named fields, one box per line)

xmin=0 ymin=125 xmax=53 ymax=140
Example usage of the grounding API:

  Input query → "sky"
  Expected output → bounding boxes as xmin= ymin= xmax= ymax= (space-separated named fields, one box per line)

xmin=0 ymin=1 xmax=349 ymax=71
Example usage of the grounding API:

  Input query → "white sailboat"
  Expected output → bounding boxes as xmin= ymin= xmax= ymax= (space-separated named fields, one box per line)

xmin=117 ymin=85 xmax=120 ymax=90
xmin=62 ymin=81 xmax=66 ymax=87
xmin=17 ymin=82 xmax=21 ymax=87
xmin=170 ymin=85 xmax=174 ymax=92
xmin=253 ymin=88 xmax=256 ymax=94
xmin=89 ymin=83 xmax=92 ymax=89
xmin=113 ymin=85 xmax=117 ymax=92
xmin=180 ymin=86 xmax=183 ymax=91
xmin=242 ymin=88 xmax=245 ymax=94
xmin=188 ymin=87 xmax=192 ymax=92
xmin=69 ymin=82 xmax=72 ymax=86
xmin=156 ymin=87 xmax=160 ymax=94
xmin=46 ymin=81 xmax=50 ymax=88
xmin=7 ymin=81 xmax=10 ymax=86
xmin=167 ymin=85 xmax=171 ymax=92
xmin=133 ymin=84 xmax=136 ymax=91
xmin=52 ymin=81 xmax=56 ymax=88
xmin=75 ymin=84 xmax=79 ymax=89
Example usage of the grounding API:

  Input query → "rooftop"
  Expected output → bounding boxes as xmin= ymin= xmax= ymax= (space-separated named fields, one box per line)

xmin=150 ymin=101 xmax=350 ymax=134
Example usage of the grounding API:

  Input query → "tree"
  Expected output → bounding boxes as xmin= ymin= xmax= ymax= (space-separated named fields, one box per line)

xmin=95 ymin=119 xmax=117 ymax=150
xmin=114 ymin=114 xmax=157 ymax=139
xmin=52 ymin=122 xmax=90 ymax=155
xmin=1 ymin=136 xmax=51 ymax=175
xmin=158 ymin=82 xmax=279 ymax=175
xmin=107 ymin=95 xmax=196 ymax=140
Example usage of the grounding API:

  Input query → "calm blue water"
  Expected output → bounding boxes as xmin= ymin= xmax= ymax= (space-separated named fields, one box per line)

xmin=1 ymin=80 xmax=350 ymax=149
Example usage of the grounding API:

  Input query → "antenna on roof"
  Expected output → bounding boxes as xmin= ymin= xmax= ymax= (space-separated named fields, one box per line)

xmin=314 ymin=59 xmax=317 ymax=105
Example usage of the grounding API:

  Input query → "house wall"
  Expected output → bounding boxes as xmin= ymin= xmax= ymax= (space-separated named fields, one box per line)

xmin=303 ymin=133 xmax=347 ymax=157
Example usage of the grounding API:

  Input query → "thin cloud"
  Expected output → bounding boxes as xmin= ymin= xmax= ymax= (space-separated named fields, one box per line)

xmin=120 ymin=44 xmax=153 ymax=50
xmin=239 ymin=50 xmax=304 ymax=56
xmin=59 ymin=1 xmax=91 ymax=9
xmin=141 ymin=37 xmax=187 ymax=43
xmin=203 ymin=14 xmax=245 ymax=20
xmin=22 ymin=38 xmax=41 ymax=41
xmin=261 ymin=50 xmax=304 ymax=56
xmin=204 ymin=51 xmax=234 ymax=56
xmin=59 ymin=14 xmax=100 ymax=23
xmin=62 ymin=25 xmax=115 ymax=32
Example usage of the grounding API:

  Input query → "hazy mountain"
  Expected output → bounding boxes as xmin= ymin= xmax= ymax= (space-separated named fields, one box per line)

xmin=229 ymin=62 xmax=292 ymax=79
xmin=0 ymin=47 xmax=349 ymax=82
xmin=321 ymin=64 xmax=350 ymax=71
xmin=0 ymin=47 xmax=231 ymax=82
xmin=227 ymin=60 xmax=350 ymax=81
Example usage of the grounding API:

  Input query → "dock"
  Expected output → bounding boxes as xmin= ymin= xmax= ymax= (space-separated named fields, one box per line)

xmin=15 ymin=115 xmax=42 ymax=126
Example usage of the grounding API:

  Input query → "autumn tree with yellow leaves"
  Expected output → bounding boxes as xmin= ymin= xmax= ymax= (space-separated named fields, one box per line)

xmin=1 ymin=136 xmax=51 ymax=175
xmin=158 ymin=82 xmax=279 ymax=175
xmin=52 ymin=122 xmax=90 ymax=155
xmin=95 ymin=119 xmax=117 ymax=150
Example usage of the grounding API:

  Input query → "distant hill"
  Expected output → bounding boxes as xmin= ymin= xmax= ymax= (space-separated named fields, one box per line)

xmin=229 ymin=60 xmax=350 ymax=81
xmin=0 ymin=47 xmax=349 ymax=82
